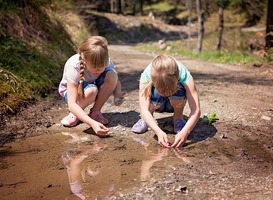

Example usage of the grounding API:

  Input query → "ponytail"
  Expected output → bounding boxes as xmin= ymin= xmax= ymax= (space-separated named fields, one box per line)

xmin=78 ymin=56 xmax=85 ymax=98
xmin=141 ymin=81 xmax=153 ymax=99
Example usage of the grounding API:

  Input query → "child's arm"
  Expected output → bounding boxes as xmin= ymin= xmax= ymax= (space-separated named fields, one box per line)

xmin=171 ymin=75 xmax=201 ymax=147
xmin=139 ymin=82 xmax=170 ymax=147
xmin=66 ymin=80 xmax=109 ymax=135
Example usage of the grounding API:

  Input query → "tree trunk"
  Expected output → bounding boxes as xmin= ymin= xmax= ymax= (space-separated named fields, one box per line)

xmin=216 ymin=7 xmax=224 ymax=51
xmin=110 ymin=0 xmax=115 ymax=13
xmin=117 ymin=0 xmax=122 ymax=14
xmin=132 ymin=0 xmax=136 ymax=15
xmin=187 ymin=0 xmax=192 ymax=50
xmin=196 ymin=0 xmax=204 ymax=53
xmin=266 ymin=0 xmax=273 ymax=49
xmin=140 ymin=0 xmax=144 ymax=16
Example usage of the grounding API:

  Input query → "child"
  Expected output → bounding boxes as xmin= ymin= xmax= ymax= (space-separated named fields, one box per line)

xmin=132 ymin=54 xmax=200 ymax=148
xmin=59 ymin=36 xmax=125 ymax=136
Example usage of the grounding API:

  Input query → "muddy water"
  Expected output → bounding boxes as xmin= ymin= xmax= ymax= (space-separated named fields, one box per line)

xmin=61 ymin=131 xmax=195 ymax=199
xmin=1 ymin=122 xmax=273 ymax=200
xmin=0 ymin=130 xmax=196 ymax=200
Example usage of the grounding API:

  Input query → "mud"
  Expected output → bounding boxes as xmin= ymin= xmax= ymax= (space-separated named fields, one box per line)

xmin=0 ymin=45 xmax=273 ymax=199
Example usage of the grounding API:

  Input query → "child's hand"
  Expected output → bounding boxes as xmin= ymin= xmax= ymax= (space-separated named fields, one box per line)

xmin=92 ymin=122 xmax=109 ymax=136
xmin=157 ymin=132 xmax=171 ymax=148
xmin=171 ymin=132 xmax=187 ymax=148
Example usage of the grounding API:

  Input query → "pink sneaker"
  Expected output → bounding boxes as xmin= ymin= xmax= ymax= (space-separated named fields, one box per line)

xmin=61 ymin=113 xmax=79 ymax=127
xmin=90 ymin=111 xmax=108 ymax=125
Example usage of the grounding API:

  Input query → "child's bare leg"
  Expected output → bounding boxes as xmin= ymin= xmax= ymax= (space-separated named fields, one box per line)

xmin=77 ymin=86 xmax=97 ymax=109
xmin=170 ymin=99 xmax=186 ymax=120
xmin=170 ymin=99 xmax=187 ymax=133
xmin=113 ymin=80 xmax=126 ymax=106
xmin=92 ymin=71 xmax=118 ymax=111
xmin=61 ymin=87 xmax=98 ymax=127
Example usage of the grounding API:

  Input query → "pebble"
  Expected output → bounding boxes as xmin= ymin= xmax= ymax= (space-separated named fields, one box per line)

xmin=261 ymin=115 xmax=271 ymax=121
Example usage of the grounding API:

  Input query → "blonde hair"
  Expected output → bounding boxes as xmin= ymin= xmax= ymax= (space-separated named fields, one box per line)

xmin=142 ymin=55 xmax=179 ymax=98
xmin=78 ymin=36 xmax=109 ymax=98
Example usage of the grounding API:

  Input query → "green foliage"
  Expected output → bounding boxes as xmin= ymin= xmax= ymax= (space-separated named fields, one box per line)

xmin=135 ymin=41 xmax=261 ymax=65
xmin=0 ymin=0 xmax=52 ymax=10
xmin=215 ymin=0 xmax=230 ymax=9
xmin=0 ymin=36 xmax=63 ymax=107
xmin=202 ymin=112 xmax=218 ymax=125
xmin=145 ymin=1 xmax=175 ymax=12
xmin=228 ymin=0 xmax=266 ymax=26
xmin=263 ymin=47 xmax=273 ymax=62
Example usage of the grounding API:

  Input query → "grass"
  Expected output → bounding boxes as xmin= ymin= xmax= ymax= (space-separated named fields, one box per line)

xmin=0 ymin=36 xmax=64 ymax=111
xmin=0 ymin=0 xmax=94 ymax=115
xmin=144 ymin=1 xmax=176 ymax=12
xmin=135 ymin=39 xmax=262 ymax=65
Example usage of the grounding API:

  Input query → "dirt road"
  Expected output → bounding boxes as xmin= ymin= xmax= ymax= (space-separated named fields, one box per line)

xmin=0 ymin=45 xmax=273 ymax=199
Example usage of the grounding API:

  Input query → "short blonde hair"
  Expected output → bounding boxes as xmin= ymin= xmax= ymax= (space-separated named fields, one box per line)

xmin=142 ymin=55 xmax=179 ymax=98
xmin=78 ymin=36 xmax=109 ymax=98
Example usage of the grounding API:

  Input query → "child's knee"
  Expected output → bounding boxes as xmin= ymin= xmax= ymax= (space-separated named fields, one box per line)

xmin=170 ymin=98 xmax=186 ymax=109
xmin=105 ymin=70 xmax=118 ymax=81
xmin=85 ymin=86 xmax=98 ymax=99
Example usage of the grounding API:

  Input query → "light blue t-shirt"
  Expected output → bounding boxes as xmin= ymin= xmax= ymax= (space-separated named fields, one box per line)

xmin=140 ymin=58 xmax=190 ymax=85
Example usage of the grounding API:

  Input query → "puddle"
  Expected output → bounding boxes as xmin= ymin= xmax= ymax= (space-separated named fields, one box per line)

xmin=61 ymin=131 xmax=196 ymax=199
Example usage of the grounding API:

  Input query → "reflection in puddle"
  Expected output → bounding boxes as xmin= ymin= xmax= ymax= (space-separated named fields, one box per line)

xmin=140 ymin=145 xmax=195 ymax=185
xmin=61 ymin=132 xmax=196 ymax=199
xmin=62 ymin=144 xmax=107 ymax=198
xmin=141 ymin=148 xmax=168 ymax=183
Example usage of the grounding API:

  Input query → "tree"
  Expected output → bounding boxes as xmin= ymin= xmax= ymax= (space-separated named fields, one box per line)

xmin=140 ymin=0 xmax=144 ymax=15
xmin=215 ymin=0 xmax=229 ymax=51
xmin=216 ymin=7 xmax=224 ymax=51
xmin=187 ymin=0 xmax=192 ymax=50
xmin=117 ymin=0 xmax=123 ymax=14
xmin=110 ymin=0 xmax=123 ymax=14
xmin=196 ymin=0 xmax=204 ymax=53
xmin=132 ymin=0 xmax=136 ymax=15
xmin=266 ymin=0 xmax=273 ymax=49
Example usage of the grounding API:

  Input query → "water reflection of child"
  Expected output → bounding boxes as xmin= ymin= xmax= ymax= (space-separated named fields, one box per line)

xmin=58 ymin=36 xmax=125 ymax=136
xmin=62 ymin=143 xmax=107 ymax=200
xmin=133 ymin=137 xmax=194 ymax=184
xmin=132 ymin=54 xmax=200 ymax=148
xmin=141 ymin=148 xmax=168 ymax=183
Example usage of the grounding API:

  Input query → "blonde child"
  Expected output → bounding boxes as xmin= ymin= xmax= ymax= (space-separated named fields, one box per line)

xmin=59 ymin=36 xmax=125 ymax=136
xmin=132 ymin=54 xmax=200 ymax=148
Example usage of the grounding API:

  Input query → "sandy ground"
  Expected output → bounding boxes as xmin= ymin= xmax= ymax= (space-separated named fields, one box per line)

xmin=0 ymin=45 xmax=273 ymax=200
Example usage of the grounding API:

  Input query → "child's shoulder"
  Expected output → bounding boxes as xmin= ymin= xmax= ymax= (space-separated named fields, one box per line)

xmin=67 ymin=54 xmax=80 ymax=62
xmin=65 ymin=54 xmax=80 ymax=66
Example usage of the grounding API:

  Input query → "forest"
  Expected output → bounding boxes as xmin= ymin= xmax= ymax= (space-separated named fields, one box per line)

xmin=0 ymin=0 xmax=272 ymax=118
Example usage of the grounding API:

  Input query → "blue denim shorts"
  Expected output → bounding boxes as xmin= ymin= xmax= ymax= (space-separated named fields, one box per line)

xmin=64 ymin=68 xmax=114 ymax=101
xmin=151 ymin=83 xmax=186 ymax=113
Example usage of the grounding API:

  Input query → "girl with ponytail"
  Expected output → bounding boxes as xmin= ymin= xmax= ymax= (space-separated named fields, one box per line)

xmin=58 ymin=36 xmax=125 ymax=136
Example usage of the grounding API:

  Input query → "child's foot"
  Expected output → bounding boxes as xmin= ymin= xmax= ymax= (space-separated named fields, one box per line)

xmin=114 ymin=92 xmax=126 ymax=106
xmin=61 ymin=113 xmax=79 ymax=127
xmin=173 ymin=119 xmax=186 ymax=133
xmin=132 ymin=119 xmax=148 ymax=133
xmin=90 ymin=111 xmax=108 ymax=125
